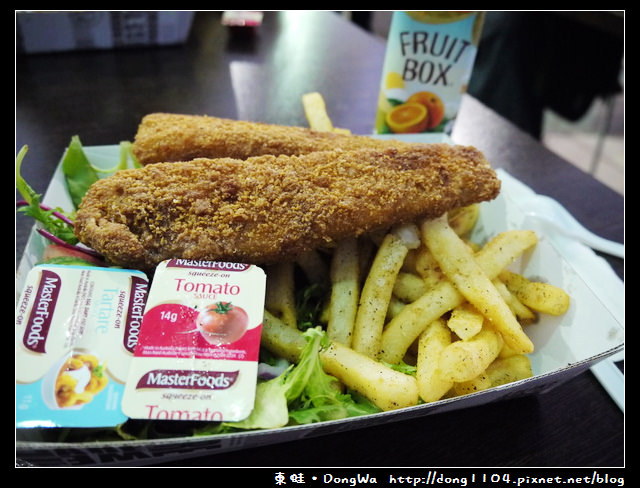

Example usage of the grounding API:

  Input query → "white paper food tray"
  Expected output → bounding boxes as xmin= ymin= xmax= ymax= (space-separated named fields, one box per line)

xmin=15 ymin=137 xmax=624 ymax=466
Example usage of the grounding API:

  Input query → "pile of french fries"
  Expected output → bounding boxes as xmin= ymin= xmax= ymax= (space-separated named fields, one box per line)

xmin=260 ymin=93 xmax=571 ymax=412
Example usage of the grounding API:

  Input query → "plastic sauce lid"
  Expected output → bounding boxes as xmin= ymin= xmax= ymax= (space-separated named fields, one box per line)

xmin=122 ymin=259 xmax=267 ymax=422
xmin=15 ymin=264 xmax=149 ymax=428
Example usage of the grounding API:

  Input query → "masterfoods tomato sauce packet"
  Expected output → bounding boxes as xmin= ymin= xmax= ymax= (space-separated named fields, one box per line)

xmin=122 ymin=259 xmax=266 ymax=422
xmin=15 ymin=264 xmax=149 ymax=428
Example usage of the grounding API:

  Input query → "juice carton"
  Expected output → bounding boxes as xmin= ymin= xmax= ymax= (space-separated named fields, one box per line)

xmin=375 ymin=11 xmax=485 ymax=135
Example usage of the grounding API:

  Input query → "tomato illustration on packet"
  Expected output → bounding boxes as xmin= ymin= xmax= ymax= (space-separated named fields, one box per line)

xmin=135 ymin=300 xmax=257 ymax=359
xmin=195 ymin=301 xmax=249 ymax=345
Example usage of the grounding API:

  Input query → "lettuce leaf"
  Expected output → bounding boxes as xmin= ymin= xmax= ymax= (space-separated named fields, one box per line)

xmin=203 ymin=327 xmax=379 ymax=433
xmin=16 ymin=145 xmax=78 ymax=245
xmin=61 ymin=136 xmax=139 ymax=209
xmin=61 ymin=136 xmax=100 ymax=209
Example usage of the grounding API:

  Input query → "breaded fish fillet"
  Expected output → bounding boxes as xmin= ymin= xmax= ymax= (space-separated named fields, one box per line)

xmin=132 ymin=112 xmax=416 ymax=165
xmin=75 ymin=145 xmax=500 ymax=271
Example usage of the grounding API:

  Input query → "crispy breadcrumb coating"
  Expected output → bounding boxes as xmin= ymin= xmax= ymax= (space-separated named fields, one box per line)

xmin=75 ymin=145 xmax=500 ymax=271
xmin=132 ymin=112 xmax=417 ymax=165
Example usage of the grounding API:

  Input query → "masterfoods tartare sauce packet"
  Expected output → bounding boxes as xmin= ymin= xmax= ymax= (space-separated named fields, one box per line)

xmin=122 ymin=259 xmax=266 ymax=422
xmin=15 ymin=264 xmax=149 ymax=428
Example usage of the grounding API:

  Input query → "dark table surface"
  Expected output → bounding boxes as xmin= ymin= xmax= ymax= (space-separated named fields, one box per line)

xmin=16 ymin=11 xmax=624 ymax=469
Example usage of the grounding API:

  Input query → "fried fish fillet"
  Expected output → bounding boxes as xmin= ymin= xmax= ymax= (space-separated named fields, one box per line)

xmin=75 ymin=145 xmax=500 ymax=271
xmin=132 ymin=112 xmax=416 ymax=165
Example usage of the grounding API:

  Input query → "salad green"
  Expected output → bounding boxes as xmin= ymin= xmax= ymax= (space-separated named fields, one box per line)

xmin=16 ymin=145 xmax=78 ymax=246
xmin=62 ymin=136 xmax=139 ymax=208
xmin=194 ymin=327 xmax=379 ymax=437
xmin=61 ymin=136 xmax=100 ymax=209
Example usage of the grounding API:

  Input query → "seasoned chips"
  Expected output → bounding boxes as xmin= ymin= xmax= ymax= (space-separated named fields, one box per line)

xmin=259 ymin=93 xmax=571 ymax=411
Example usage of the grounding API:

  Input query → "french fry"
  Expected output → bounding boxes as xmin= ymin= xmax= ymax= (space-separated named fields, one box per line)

xmin=393 ymin=272 xmax=428 ymax=303
xmin=265 ymin=262 xmax=297 ymax=328
xmin=452 ymin=373 xmax=492 ymax=396
xmin=357 ymin=237 xmax=376 ymax=283
xmin=416 ymin=319 xmax=454 ymax=403
xmin=497 ymin=342 xmax=520 ymax=359
xmin=302 ymin=92 xmax=351 ymax=134
xmin=485 ymin=354 xmax=533 ymax=386
xmin=492 ymin=278 xmax=537 ymax=324
xmin=379 ymin=279 xmax=464 ymax=364
xmin=262 ymin=310 xmax=307 ymax=363
xmin=421 ymin=215 xmax=534 ymax=355
xmin=447 ymin=204 xmax=480 ymax=237
xmin=379 ymin=228 xmax=538 ymax=364
xmin=452 ymin=354 xmax=533 ymax=396
xmin=414 ymin=247 xmax=446 ymax=289
xmin=447 ymin=302 xmax=484 ymax=340
xmin=402 ymin=247 xmax=419 ymax=273
xmin=465 ymin=240 xmax=481 ymax=253
xmin=351 ymin=224 xmax=420 ymax=358
xmin=327 ymin=237 xmax=361 ymax=346
xmin=386 ymin=296 xmax=406 ymax=321
xmin=320 ymin=340 xmax=419 ymax=411
xmin=499 ymin=270 xmax=570 ymax=316
xmin=296 ymin=249 xmax=330 ymax=285
xmin=302 ymin=92 xmax=334 ymax=132
xmin=438 ymin=327 xmax=503 ymax=383
xmin=474 ymin=229 xmax=538 ymax=278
